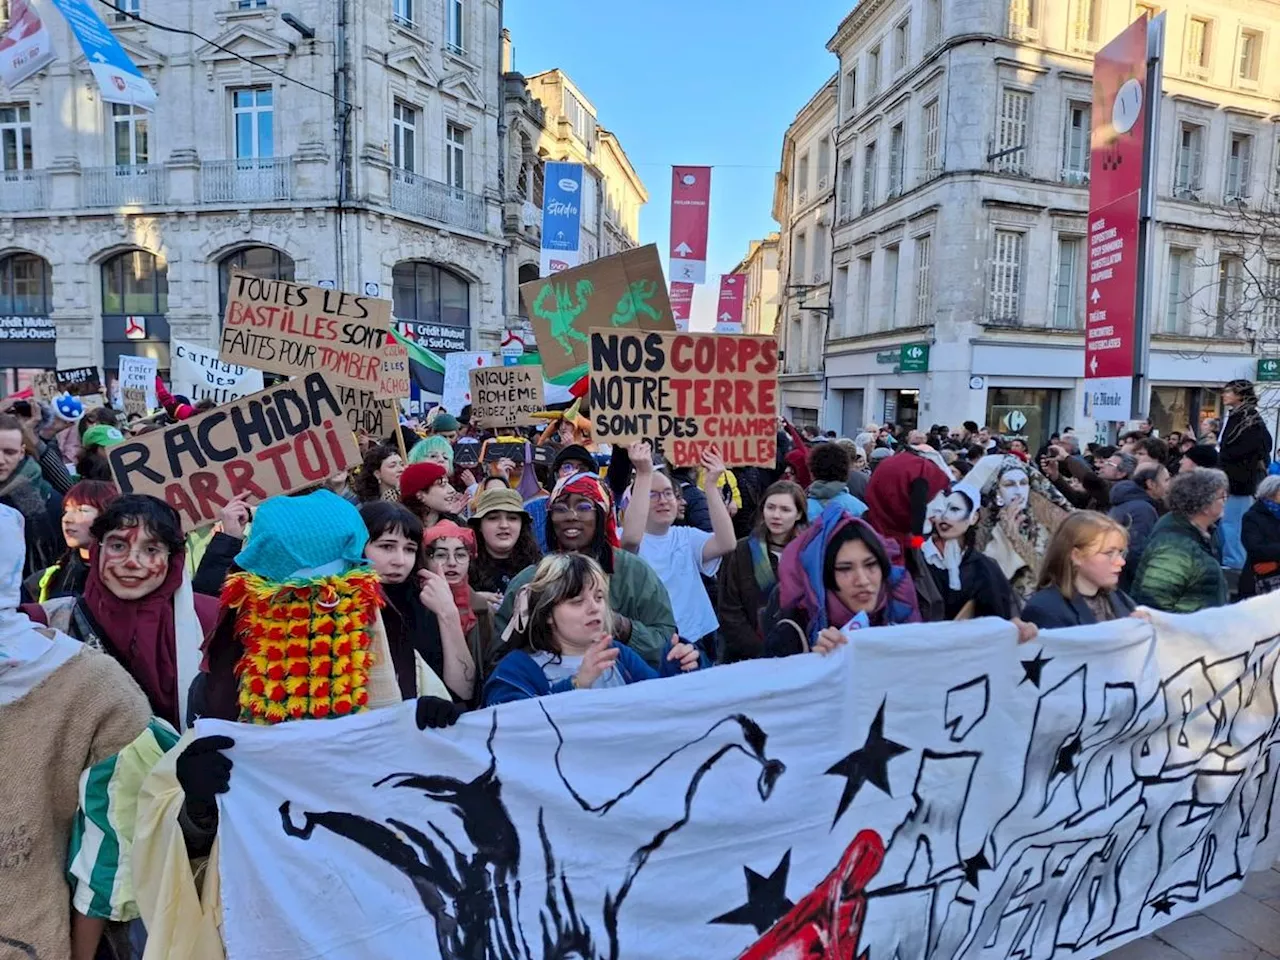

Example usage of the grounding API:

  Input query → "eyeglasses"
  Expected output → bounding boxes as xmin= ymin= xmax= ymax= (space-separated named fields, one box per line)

xmin=550 ymin=502 xmax=596 ymax=518
xmin=430 ymin=550 xmax=471 ymax=564
xmin=649 ymin=489 xmax=678 ymax=502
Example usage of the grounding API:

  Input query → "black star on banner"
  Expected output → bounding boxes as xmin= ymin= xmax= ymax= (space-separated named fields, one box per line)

xmin=825 ymin=700 xmax=910 ymax=827
xmin=709 ymin=850 xmax=795 ymax=935
xmin=1149 ymin=895 xmax=1176 ymax=916
xmin=1020 ymin=650 xmax=1054 ymax=688
xmin=1054 ymin=733 xmax=1083 ymax=777
xmin=962 ymin=849 xmax=992 ymax=889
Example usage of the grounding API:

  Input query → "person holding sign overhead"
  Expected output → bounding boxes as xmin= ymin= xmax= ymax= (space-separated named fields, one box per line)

xmin=494 ymin=470 xmax=676 ymax=669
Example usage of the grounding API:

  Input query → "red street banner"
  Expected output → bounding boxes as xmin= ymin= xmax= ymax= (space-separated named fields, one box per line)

xmin=1085 ymin=16 xmax=1150 ymax=421
xmin=670 ymin=281 xmax=694 ymax=331
xmin=669 ymin=166 xmax=711 ymax=285
xmin=715 ymin=274 xmax=745 ymax=333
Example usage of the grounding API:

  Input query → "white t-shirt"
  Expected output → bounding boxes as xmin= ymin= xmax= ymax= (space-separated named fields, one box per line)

xmin=639 ymin=525 xmax=721 ymax=642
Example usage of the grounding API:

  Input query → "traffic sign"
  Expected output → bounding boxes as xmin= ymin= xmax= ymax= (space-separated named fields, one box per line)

xmin=899 ymin=342 xmax=929 ymax=373
xmin=1258 ymin=358 xmax=1280 ymax=383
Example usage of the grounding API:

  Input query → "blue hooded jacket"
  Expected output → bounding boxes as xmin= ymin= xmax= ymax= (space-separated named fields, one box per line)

xmin=482 ymin=639 xmax=703 ymax=706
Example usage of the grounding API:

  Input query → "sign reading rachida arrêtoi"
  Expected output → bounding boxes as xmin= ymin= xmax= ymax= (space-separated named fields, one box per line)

xmin=589 ymin=330 xmax=779 ymax=467
xmin=220 ymin=272 xmax=395 ymax=398
xmin=520 ymin=244 xmax=675 ymax=385
xmin=107 ymin=372 xmax=360 ymax=531
xmin=469 ymin=365 xmax=545 ymax=429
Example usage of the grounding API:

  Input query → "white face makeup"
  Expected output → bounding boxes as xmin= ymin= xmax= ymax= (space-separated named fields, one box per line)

xmin=933 ymin=491 xmax=974 ymax=541
xmin=996 ymin=468 xmax=1030 ymax=510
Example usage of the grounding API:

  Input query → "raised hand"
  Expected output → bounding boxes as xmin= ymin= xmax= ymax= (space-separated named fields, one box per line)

xmin=575 ymin=634 xmax=620 ymax=688
xmin=701 ymin=446 xmax=726 ymax=487
xmin=629 ymin=440 xmax=654 ymax=477
xmin=666 ymin=634 xmax=701 ymax=672
xmin=813 ymin=626 xmax=848 ymax=657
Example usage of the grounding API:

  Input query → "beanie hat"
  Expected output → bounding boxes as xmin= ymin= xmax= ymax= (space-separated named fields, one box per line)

xmin=82 ymin=424 xmax=126 ymax=449
xmin=469 ymin=486 xmax=530 ymax=521
xmin=234 ymin=490 xmax=368 ymax=582
xmin=553 ymin=443 xmax=595 ymax=474
xmin=431 ymin=413 xmax=460 ymax=433
xmin=1184 ymin=445 xmax=1220 ymax=469
xmin=423 ymin=519 xmax=475 ymax=553
xmin=400 ymin=461 xmax=448 ymax=502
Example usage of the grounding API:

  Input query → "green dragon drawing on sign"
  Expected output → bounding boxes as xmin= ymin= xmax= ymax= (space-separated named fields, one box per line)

xmin=610 ymin=280 xmax=662 ymax=327
xmin=533 ymin=279 xmax=595 ymax=355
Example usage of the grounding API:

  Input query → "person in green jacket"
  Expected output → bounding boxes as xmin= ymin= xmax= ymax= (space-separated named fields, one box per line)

xmin=1131 ymin=467 xmax=1229 ymax=614
xmin=494 ymin=470 xmax=676 ymax=668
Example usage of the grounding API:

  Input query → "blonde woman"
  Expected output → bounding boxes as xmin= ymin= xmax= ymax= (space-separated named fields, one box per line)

xmin=1021 ymin=512 xmax=1136 ymax=629
xmin=483 ymin=553 xmax=702 ymax=706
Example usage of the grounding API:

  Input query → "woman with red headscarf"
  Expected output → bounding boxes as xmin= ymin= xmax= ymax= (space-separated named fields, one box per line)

xmin=493 ymin=470 xmax=677 ymax=668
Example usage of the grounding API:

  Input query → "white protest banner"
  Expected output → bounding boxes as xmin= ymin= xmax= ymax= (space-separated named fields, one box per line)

xmin=442 ymin=351 xmax=493 ymax=413
xmin=170 ymin=338 xmax=264 ymax=405
xmin=116 ymin=355 xmax=157 ymax=410
xmin=207 ymin=595 xmax=1280 ymax=960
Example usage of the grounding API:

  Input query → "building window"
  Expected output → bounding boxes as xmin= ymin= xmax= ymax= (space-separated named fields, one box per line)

xmin=833 ymin=265 xmax=849 ymax=335
xmin=845 ymin=67 xmax=858 ymax=113
xmin=795 ymin=152 xmax=809 ymax=200
xmin=1174 ymin=122 xmax=1204 ymax=198
xmin=887 ymin=123 xmax=905 ymax=198
xmin=817 ymin=137 xmax=831 ymax=189
xmin=1165 ymin=247 xmax=1191 ymax=333
xmin=112 ymin=103 xmax=148 ymax=167
xmin=232 ymin=87 xmax=273 ymax=159
xmin=1062 ymin=102 xmax=1091 ymax=184
xmin=1008 ymin=0 xmax=1038 ymax=39
xmin=812 ymin=230 xmax=827 ymax=283
xmin=925 ymin=0 xmax=941 ymax=47
xmin=393 ymin=0 xmax=413 ymax=27
xmin=446 ymin=0 xmax=465 ymax=54
xmin=236 ymin=1 xmax=269 ymax=8
xmin=858 ymin=254 xmax=873 ymax=333
xmin=922 ymin=99 xmax=940 ymax=179
xmin=218 ymin=246 xmax=295 ymax=321
xmin=916 ymin=234 xmax=936 ymax=325
xmin=861 ymin=140 xmax=877 ymax=213
xmin=868 ymin=45 xmax=882 ymax=98
xmin=996 ymin=89 xmax=1031 ymax=174
xmin=838 ymin=156 xmax=853 ymax=221
xmin=1263 ymin=259 xmax=1280 ymax=333
xmin=0 ymin=253 xmax=51 ymax=316
xmin=1053 ymin=237 xmax=1083 ymax=329
xmin=1185 ymin=17 xmax=1211 ymax=76
xmin=562 ymin=91 xmax=597 ymax=150
xmin=112 ymin=0 xmax=139 ymax=20
xmin=1225 ymin=132 xmax=1253 ymax=202
xmin=445 ymin=122 xmax=466 ymax=191
xmin=1069 ymin=0 xmax=1100 ymax=50
xmin=102 ymin=250 xmax=168 ymax=316
xmin=1216 ymin=255 xmax=1243 ymax=335
xmin=393 ymin=101 xmax=417 ymax=174
xmin=792 ymin=232 xmax=808 ymax=279
xmin=0 ymin=104 xmax=32 ymax=172
xmin=1238 ymin=29 xmax=1262 ymax=83
xmin=988 ymin=229 xmax=1024 ymax=323
xmin=392 ymin=261 xmax=471 ymax=329
xmin=885 ymin=245 xmax=901 ymax=328
xmin=893 ymin=18 xmax=909 ymax=71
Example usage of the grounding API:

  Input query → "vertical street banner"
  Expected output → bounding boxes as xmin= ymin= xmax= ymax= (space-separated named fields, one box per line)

xmin=670 ymin=281 xmax=694 ymax=332
xmin=715 ymin=274 xmax=745 ymax=333
xmin=207 ymin=594 xmax=1280 ymax=960
xmin=540 ymin=161 xmax=585 ymax=276
xmin=669 ymin=166 xmax=711 ymax=285
xmin=47 ymin=0 xmax=156 ymax=108
xmin=1085 ymin=16 xmax=1152 ymax=422
xmin=0 ymin=0 xmax=56 ymax=89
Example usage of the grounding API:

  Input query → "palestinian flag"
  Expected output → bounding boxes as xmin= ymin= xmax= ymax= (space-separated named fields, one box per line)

xmin=391 ymin=327 xmax=446 ymax=395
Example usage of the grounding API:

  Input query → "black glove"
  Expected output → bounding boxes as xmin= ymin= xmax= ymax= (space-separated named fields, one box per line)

xmin=175 ymin=735 xmax=236 ymax=808
xmin=416 ymin=697 xmax=464 ymax=730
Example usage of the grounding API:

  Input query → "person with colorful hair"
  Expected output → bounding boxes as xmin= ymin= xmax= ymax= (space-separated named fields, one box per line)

xmin=23 ymin=478 xmax=119 ymax=603
xmin=761 ymin=505 xmax=922 ymax=658
xmin=494 ymin=469 xmax=677 ymax=668
xmin=408 ymin=434 xmax=455 ymax=471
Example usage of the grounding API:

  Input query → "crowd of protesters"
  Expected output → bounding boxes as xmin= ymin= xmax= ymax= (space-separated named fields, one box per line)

xmin=1 ymin=373 xmax=1276 ymax=960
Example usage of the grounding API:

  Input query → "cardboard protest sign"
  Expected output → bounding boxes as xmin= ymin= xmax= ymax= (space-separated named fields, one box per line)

xmin=443 ymin=352 xmax=492 ymax=412
xmin=55 ymin=366 xmax=102 ymax=397
xmin=107 ymin=372 xmax=360 ymax=531
xmin=170 ymin=338 xmax=265 ymax=405
xmin=589 ymin=330 xmax=779 ymax=467
xmin=335 ymin=385 xmax=398 ymax=440
xmin=117 ymin=356 xmax=158 ymax=410
xmin=30 ymin=370 xmax=58 ymax=404
xmin=469 ymin=365 xmax=545 ymax=429
xmin=520 ymin=244 xmax=675 ymax=385
xmin=122 ymin=387 xmax=149 ymax=419
xmin=380 ymin=339 xmax=410 ymax=400
xmin=220 ymin=272 xmax=396 ymax=398
xmin=483 ymin=440 xmax=525 ymax=465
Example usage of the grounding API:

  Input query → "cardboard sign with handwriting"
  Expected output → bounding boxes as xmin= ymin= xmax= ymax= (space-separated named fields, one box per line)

xmin=122 ymin=387 xmax=149 ymax=419
xmin=335 ymin=385 xmax=398 ymax=440
xmin=469 ymin=365 xmax=545 ymax=428
xmin=107 ymin=372 xmax=360 ymax=531
xmin=519 ymin=245 xmax=675 ymax=385
xmin=379 ymin=339 xmax=410 ymax=400
xmin=220 ymin=272 xmax=395 ymax=398
xmin=588 ymin=329 xmax=779 ymax=467
xmin=56 ymin=366 xmax=102 ymax=397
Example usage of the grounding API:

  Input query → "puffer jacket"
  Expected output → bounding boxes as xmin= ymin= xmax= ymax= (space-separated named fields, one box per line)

xmin=1130 ymin=514 xmax=1227 ymax=614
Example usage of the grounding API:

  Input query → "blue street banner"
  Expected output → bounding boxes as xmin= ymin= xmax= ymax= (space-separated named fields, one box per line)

xmin=48 ymin=0 xmax=155 ymax=108
xmin=539 ymin=161 xmax=584 ymax=276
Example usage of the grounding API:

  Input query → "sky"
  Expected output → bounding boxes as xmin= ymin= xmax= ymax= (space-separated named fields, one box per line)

xmin=503 ymin=0 xmax=853 ymax=329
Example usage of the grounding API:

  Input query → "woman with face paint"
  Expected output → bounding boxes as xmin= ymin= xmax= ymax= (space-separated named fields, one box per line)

xmin=1022 ymin=513 xmax=1136 ymax=628
xmin=920 ymin=481 xmax=1020 ymax=621
xmin=493 ymin=470 xmax=677 ymax=669
xmin=26 ymin=494 xmax=220 ymax=728
xmin=23 ymin=479 xmax=119 ymax=603
xmin=717 ymin=481 xmax=809 ymax=663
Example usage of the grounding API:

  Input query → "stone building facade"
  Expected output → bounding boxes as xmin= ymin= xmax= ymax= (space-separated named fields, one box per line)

xmin=0 ymin=0 xmax=505 ymax=395
xmin=730 ymin=233 xmax=782 ymax=337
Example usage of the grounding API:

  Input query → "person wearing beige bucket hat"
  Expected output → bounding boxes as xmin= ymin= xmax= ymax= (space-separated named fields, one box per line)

xmin=468 ymin=486 xmax=542 ymax=597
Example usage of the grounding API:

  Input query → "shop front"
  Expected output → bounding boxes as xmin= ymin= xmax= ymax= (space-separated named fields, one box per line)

xmin=883 ymin=388 xmax=920 ymax=432
xmin=102 ymin=250 xmax=170 ymax=384
xmin=0 ymin=252 xmax=56 ymax=395
xmin=986 ymin=387 xmax=1063 ymax=454
xmin=1149 ymin=385 xmax=1221 ymax=439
